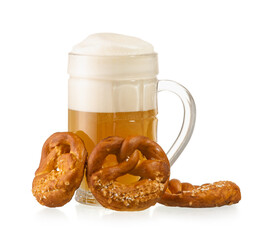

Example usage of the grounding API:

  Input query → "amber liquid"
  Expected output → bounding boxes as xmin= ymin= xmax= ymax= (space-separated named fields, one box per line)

xmin=68 ymin=109 xmax=158 ymax=192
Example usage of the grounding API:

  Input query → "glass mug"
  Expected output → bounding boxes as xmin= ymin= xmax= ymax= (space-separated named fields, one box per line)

xmin=68 ymin=45 xmax=196 ymax=205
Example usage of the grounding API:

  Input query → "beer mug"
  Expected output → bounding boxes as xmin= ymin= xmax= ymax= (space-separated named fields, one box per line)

xmin=68 ymin=33 xmax=196 ymax=205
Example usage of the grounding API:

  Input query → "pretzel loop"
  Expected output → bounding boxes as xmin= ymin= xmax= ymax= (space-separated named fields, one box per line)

xmin=87 ymin=136 xmax=170 ymax=211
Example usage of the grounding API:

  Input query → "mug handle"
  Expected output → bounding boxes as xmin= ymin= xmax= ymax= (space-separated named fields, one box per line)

xmin=157 ymin=80 xmax=196 ymax=166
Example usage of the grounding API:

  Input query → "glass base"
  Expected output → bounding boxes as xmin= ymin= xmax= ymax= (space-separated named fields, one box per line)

xmin=75 ymin=188 xmax=100 ymax=206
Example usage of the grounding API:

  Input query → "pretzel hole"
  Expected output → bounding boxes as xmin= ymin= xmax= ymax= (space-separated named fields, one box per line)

xmin=53 ymin=161 xmax=62 ymax=173
xmin=60 ymin=144 xmax=71 ymax=153
xmin=116 ymin=174 xmax=140 ymax=184
xmin=103 ymin=154 xmax=118 ymax=168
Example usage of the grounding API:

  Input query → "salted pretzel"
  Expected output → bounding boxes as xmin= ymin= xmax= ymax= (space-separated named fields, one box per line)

xmin=32 ymin=132 xmax=87 ymax=207
xmin=159 ymin=179 xmax=241 ymax=208
xmin=87 ymin=136 xmax=170 ymax=211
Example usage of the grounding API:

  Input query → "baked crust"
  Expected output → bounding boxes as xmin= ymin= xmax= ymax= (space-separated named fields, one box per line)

xmin=159 ymin=179 xmax=241 ymax=208
xmin=32 ymin=132 xmax=87 ymax=207
xmin=87 ymin=136 xmax=170 ymax=211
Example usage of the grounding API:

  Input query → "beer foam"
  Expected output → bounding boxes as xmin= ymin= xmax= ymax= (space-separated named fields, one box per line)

xmin=68 ymin=33 xmax=158 ymax=113
xmin=68 ymin=78 xmax=157 ymax=112
xmin=71 ymin=33 xmax=154 ymax=56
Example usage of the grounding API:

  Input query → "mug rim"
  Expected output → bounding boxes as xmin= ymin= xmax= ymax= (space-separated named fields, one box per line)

xmin=68 ymin=52 xmax=158 ymax=58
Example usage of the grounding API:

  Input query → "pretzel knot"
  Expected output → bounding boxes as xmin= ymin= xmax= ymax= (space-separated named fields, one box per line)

xmin=32 ymin=132 xmax=87 ymax=207
xmin=87 ymin=136 xmax=170 ymax=211
xmin=159 ymin=179 xmax=241 ymax=208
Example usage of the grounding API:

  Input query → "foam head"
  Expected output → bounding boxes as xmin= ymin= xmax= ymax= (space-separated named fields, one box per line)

xmin=68 ymin=33 xmax=158 ymax=112
xmin=68 ymin=33 xmax=158 ymax=79
xmin=71 ymin=33 xmax=155 ymax=56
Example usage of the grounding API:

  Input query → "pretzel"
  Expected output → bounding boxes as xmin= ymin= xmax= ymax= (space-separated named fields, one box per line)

xmin=87 ymin=136 xmax=170 ymax=211
xmin=159 ymin=179 xmax=241 ymax=208
xmin=32 ymin=132 xmax=87 ymax=207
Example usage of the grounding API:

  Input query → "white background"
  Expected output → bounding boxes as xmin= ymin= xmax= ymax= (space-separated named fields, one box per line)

xmin=0 ymin=0 xmax=270 ymax=239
